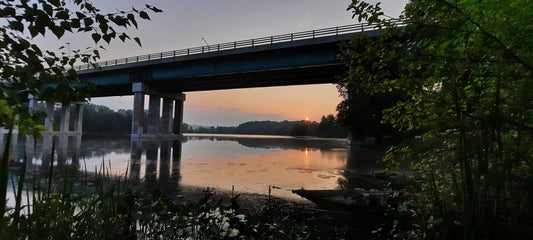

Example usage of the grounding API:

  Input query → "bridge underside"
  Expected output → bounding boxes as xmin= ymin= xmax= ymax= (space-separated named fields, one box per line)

xmin=82 ymin=37 xmax=350 ymax=97
xmin=75 ymin=33 xmax=359 ymax=139
xmin=92 ymin=63 xmax=343 ymax=97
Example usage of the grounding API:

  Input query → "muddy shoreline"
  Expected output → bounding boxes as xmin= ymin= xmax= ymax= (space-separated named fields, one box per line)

xmin=174 ymin=185 xmax=379 ymax=239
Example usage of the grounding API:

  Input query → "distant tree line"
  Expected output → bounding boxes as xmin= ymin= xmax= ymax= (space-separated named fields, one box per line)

xmin=29 ymin=103 xmax=347 ymax=138
xmin=184 ymin=114 xmax=348 ymax=138
xmin=81 ymin=104 xmax=132 ymax=134
xmin=28 ymin=103 xmax=132 ymax=134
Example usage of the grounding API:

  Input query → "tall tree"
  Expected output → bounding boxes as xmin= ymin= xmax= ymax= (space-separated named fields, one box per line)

xmin=337 ymin=25 xmax=405 ymax=144
xmin=341 ymin=0 xmax=533 ymax=238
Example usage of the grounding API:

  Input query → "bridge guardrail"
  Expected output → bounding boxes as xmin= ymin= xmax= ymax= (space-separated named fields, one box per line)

xmin=75 ymin=19 xmax=404 ymax=71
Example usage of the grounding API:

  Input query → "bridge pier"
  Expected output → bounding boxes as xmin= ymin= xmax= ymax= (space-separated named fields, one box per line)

xmin=131 ymin=82 xmax=185 ymax=139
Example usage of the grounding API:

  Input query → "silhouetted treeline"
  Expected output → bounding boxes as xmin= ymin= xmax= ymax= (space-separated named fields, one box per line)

xmin=235 ymin=121 xmax=295 ymax=135
xmin=31 ymin=103 xmax=346 ymax=137
xmin=185 ymin=114 xmax=348 ymax=138
xmin=82 ymin=104 xmax=132 ymax=133
xmin=28 ymin=103 xmax=132 ymax=134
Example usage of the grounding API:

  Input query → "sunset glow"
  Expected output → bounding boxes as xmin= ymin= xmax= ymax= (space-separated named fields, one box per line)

xmin=305 ymin=117 xmax=309 ymax=121
xmin=181 ymin=84 xmax=341 ymax=126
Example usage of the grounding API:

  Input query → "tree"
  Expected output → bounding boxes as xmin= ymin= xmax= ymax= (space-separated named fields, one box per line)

xmin=0 ymin=0 xmax=161 ymax=230
xmin=341 ymin=0 xmax=533 ymax=238
xmin=82 ymin=104 xmax=132 ymax=134
xmin=336 ymin=27 xmax=405 ymax=144
xmin=318 ymin=114 xmax=348 ymax=138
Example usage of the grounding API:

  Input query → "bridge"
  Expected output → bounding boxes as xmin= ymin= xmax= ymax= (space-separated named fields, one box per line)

xmin=38 ymin=20 xmax=403 ymax=139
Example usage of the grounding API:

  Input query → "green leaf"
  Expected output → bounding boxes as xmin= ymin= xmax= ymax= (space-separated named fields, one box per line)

xmin=28 ymin=25 xmax=39 ymax=38
xmin=146 ymin=5 xmax=163 ymax=13
xmin=71 ymin=19 xmax=80 ymax=28
xmin=127 ymin=13 xmax=138 ymax=28
xmin=61 ymin=21 xmax=72 ymax=32
xmin=43 ymin=3 xmax=53 ymax=15
xmin=91 ymin=33 xmax=101 ymax=43
xmin=76 ymin=12 xmax=86 ymax=19
xmin=102 ymin=34 xmax=112 ymax=43
xmin=134 ymin=37 xmax=142 ymax=47
xmin=119 ymin=33 xmax=129 ymax=42
xmin=9 ymin=21 xmax=24 ymax=32
xmin=49 ymin=0 xmax=61 ymax=7
xmin=0 ymin=7 xmax=16 ymax=17
xmin=95 ymin=14 xmax=106 ymax=23
xmin=139 ymin=11 xmax=150 ymax=20
xmin=52 ymin=26 xmax=65 ymax=38
xmin=55 ymin=10 xmax=69 ymax=20
xmin=84 ymin=17 xmax=94 ymax=26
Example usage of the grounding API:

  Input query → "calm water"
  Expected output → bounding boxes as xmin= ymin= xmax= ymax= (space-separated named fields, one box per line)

xmin=5 ymin=133 xmax=381 ymax=203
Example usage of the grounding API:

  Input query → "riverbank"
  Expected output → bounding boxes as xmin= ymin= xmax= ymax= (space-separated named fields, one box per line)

xmin=175 ymin=185 xmax=382 ymax=239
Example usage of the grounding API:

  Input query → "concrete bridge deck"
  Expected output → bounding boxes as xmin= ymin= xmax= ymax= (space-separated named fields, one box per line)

xmin=75 ymin=20 xmax=402 ymax=97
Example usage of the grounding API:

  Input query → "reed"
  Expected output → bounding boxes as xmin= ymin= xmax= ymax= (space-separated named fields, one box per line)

xmin=1 ymin=135 xmax=312 ymax=239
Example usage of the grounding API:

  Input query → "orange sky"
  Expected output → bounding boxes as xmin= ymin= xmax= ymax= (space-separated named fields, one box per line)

xmin=184 ymin=84 xmax=342 ymax=125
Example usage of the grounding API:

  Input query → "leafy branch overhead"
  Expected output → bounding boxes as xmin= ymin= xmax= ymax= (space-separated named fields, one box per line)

xmin=0 ymin=0 xmax=161 ymax=224
xmin=0 ymin=0 xmax=162 ymax=105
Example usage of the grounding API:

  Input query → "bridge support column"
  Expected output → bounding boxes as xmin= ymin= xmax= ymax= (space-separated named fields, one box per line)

xmin=42 ymin=102 xmax=55 ymax=167
xmin=131 ymin=92 xmax=145 ymax=138
xmin=173 ymin=99 xmax=184 ymax=135
xmin=44 ymin=102 xmax=55 ymax=131
xmin=147 ymin=95 xmax=161 ymax=134
xmin=59 ymin=102 xmax=71 ymax=133
xmin=131 ymin=82 xmax=185 ymax=139
xmin=72 ymin=104 xmax=84 ymax=134
xmin=161 ymin=98 xmax=173 ymax=134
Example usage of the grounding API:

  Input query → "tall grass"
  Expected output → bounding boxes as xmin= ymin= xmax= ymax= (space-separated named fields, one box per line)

xmin=1 ymin=131 xmax=313 ymax=239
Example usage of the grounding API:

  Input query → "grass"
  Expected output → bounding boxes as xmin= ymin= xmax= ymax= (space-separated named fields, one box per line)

xmin=1 ymin=131 xmax=315 ymax=239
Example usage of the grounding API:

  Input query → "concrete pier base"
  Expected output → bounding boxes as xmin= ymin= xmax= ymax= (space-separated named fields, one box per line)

xmin=131 ymin=82 xmax=185 ymax=139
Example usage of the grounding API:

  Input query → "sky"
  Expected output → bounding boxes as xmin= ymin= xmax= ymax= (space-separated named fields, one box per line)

xmin=37 ymin=0 xmax=407 ymax=126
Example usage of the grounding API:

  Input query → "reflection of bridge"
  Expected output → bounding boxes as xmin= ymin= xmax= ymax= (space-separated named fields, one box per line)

xmin=33 ymin=20 xmax=403 ymax=139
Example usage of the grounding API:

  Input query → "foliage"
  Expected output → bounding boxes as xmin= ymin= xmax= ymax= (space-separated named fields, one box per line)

xmin=81 ymin=104 xmax=132 ymax=133
xmin=2 ymin=160 xmax=313 ymax=239
xmin=341 ymin=0 xmax=533 ymax=239
xmin=186 ymin=116 xmax=347 ymax=138
xmin=235 ymin=120 xmax=298 ymax=136
xmin=0 ymin=0 xmax=161 ymax=232
xmin=336 ymin=31 xmax=406 ymax=144
xmin=318 ymin=114 xmax=348 ymax=138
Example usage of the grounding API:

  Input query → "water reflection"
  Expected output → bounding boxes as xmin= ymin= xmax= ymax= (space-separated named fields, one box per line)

xmin=129 ymin=139 xmax=183 ymax=198
xmin=5 ymin=133 xmax=387 ymax=200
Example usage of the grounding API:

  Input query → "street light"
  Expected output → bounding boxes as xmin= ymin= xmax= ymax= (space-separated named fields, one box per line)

xmin=201 ymin=37 xmax=210 ymax=52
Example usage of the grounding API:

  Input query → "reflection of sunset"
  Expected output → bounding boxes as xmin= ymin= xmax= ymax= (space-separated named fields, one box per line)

xmin=180 ymin=144 xmax=347 ymax=200
xmin=304 ymin=148 xmax=309 ymax=168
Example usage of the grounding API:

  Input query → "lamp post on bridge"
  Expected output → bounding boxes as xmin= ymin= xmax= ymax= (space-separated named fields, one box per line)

xmin=201 ymin=37 xmax=210 ymax=52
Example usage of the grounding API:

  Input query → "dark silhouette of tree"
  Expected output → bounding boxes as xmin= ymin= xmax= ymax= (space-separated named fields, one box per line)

xmin=342 ymin=1 xmax=533 ymax=238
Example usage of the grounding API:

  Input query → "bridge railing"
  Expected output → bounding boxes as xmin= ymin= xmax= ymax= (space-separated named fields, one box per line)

xmin=75 ymin=19 xmax=404 ymax=71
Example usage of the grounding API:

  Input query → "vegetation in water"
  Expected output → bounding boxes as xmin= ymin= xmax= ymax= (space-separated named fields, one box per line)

xmin=2 ymin=159 xmax=316 ymax=239
xmin=338 ymin=0 xmax=533 ymax=239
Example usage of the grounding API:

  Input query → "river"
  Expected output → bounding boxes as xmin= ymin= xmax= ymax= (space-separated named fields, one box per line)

xmin=5 ymin=133 xmax=383 ymax=205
